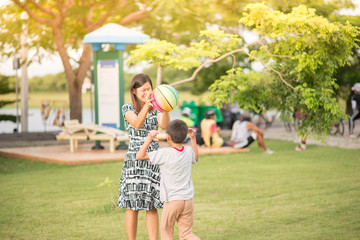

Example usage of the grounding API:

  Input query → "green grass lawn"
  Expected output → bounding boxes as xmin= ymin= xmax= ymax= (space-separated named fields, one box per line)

xmin=1 ymin=140 xmax=359 ymax=239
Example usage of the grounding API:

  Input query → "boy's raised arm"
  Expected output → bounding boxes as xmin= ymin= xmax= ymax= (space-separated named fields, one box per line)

xmin=188 ymin=128 xmax=199 ymax=162
xmin=136 ymin=130 xmax=158 ymax=160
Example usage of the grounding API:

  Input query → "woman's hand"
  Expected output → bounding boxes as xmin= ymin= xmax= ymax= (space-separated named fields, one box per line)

xmin=143 ymin=92 xmax=154 ymax=112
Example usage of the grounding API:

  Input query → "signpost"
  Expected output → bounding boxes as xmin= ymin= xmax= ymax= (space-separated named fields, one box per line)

xmin=13 ymin=58 xmax=20 ymax=132
xmin=83 ymin=23 xmax=150 ymax=150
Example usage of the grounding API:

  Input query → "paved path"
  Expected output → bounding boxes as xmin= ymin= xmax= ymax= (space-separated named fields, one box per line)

xmin=262 ymin=127 xmax=360 ymax=149
xmin=1 ymin=126 xmax=359 ymax=149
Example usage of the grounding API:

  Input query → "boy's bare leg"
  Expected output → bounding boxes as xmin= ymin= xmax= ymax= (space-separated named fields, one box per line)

xmin=125 ymin=209 xmax=138 ymax=240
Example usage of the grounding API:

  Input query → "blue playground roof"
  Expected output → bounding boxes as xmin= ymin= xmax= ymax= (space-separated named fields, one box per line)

xmin=83 ymin=23 xmax=150 ymax=50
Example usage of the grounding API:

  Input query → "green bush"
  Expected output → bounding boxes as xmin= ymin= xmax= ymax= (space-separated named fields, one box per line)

xmin=0 ymin=74 xmax=17 ymax=123
xmin=0 ymin=74 xmax=14 ymax=94
xmin=29 ymin=72 xmax=68 ymax=92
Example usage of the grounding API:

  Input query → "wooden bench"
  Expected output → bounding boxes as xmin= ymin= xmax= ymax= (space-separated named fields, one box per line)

xmin=56 ymin=120 xmax=128 ymax=153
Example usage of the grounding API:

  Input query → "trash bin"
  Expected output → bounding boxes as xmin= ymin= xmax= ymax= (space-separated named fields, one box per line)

xmin=181 ymin=101 xmax=223 ymax=126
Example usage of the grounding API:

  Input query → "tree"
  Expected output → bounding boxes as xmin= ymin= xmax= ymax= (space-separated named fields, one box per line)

xmin=129 ymin=0 xmax=358 ymax=94
xmin=329 ymin=15 xmax=360 ymax=114
xmin=1 ymin=0 xmax=208 ymax=122
xmin=1 ymin=0 xmax=356 ymax=123
xmin=128 ymin=4 xmax=359 ymax=138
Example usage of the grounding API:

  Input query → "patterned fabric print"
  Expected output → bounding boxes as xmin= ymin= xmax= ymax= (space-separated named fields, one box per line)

xmin=117 ymin=103 xmax=163 ymax=210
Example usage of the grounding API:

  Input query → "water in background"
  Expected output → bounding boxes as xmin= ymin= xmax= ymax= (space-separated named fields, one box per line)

xmin=0 ymin=108 xmax=181 ymax=134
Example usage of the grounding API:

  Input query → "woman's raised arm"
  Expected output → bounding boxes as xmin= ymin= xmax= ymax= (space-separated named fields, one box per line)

xmin=157 ymin=111 xmax=170 ymax=130
xmin=125 ymin=99 xmax=153 ymax=129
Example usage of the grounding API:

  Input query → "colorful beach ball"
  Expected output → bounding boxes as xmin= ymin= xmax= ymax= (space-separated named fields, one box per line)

xmin=151 ymin=84 xmax=179 ymax=112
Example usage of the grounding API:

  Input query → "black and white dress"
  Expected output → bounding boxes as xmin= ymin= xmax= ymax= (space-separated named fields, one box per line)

xmin=117 ymin=103 xmax=163 ymax=210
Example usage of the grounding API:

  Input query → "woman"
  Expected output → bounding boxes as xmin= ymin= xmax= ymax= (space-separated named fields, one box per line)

xmin=117 ymin=74 xmax=170 ymax=240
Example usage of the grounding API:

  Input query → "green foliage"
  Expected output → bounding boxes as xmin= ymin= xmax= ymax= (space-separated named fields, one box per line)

xmin=209 ymin=68 xmax=274 ymax=112
xmin=29 ymin=72 xmax=68 ymax=92
xmin=1 ymin=0 xmax=357 ymax=122
xmin=188 ymin=50 xmax=251 ymax=94
xmin=209 ymin=4 xmax=359 ymax=138
xmin=0 ymin=114 xmax=17 ymax=123
xmin=128 ymin=29 xmax=242 ymax=71
xmin=268 ymin=0 xmax=355 ymax=17
xmin=140 ymin=0 xmax=209 ymax=43
xmin=141 ymin=66 xmax=191 ymax=90
xmin=0 ymin=100 xmax=16 ymax=109
xmin=127 ymin=40 xmax=200 ymax=70
xmin=0 ymin=74 xmax=17 ymax=122
xmin=130 ymin=4 xmax=359 ymax=138
xmin=0 ymin=75 xmax=14 ymax=94
xmin=0 ymin=3 xmax=56 ymax=62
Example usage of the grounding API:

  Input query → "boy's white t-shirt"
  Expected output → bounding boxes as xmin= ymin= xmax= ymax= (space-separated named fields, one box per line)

xmin=148 ymin=146 xmax=196 ymax=202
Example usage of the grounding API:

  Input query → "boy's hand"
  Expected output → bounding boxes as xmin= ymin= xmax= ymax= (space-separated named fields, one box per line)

xmin=149 ymin=130 xmax=159 ymax=141
xmin=188 ymin=128 xmax=196 ymax=139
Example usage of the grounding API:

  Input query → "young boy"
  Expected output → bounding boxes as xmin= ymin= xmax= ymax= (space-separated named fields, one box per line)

xmin=136 ymin=119 xmax=200 ymax=240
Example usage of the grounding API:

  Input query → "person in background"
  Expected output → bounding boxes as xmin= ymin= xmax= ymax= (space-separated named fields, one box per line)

xmin=230 ymin=113 xmax=274 ymax=154
xmin=179 ymin=107 xmax=195 ymax=128
xmin=200 ymin=109 xmax=229 ymax=148
xmin=349 ymin=83 xmax=360 ymax=138
xmin=179 ymin=107 xmax=196 ymax=143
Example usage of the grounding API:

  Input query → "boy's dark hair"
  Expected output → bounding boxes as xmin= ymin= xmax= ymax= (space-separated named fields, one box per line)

xmin=166 ymin=119 xmax=188 ymax=143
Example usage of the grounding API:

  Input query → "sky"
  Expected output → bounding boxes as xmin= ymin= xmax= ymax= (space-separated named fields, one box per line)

xmin=0 ymin=1 xmax=359 ymax=78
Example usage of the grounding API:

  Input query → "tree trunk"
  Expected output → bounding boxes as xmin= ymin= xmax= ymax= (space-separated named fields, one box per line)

xmin=156 ymin=65 xmax=162 ymax=86
xmin=52 ymin=26 xmax=91 ymax=123
xmin=68 ymin=76 xmax=83 ymax=122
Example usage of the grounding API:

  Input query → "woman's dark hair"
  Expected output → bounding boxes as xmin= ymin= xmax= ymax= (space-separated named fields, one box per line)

xmin=130 ymin=74 xmax=153 ymax=113
xmin=166 ymin=119 xmax=188 ymax=143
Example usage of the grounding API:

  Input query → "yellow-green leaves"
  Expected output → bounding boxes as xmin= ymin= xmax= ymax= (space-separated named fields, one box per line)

xmin=127 ymin=29 xmax=242 ymax=70
xmin=128 ymin=3 xmax=359 ymax=138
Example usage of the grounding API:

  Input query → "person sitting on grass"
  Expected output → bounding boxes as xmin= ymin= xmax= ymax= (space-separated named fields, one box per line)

xmin=199 ymin=109 xmax=230 ymax=148
xmin=230 ymin=113 xmax=274 ymax=154
xmin=136 ymin=119 xmax=201 ymax=240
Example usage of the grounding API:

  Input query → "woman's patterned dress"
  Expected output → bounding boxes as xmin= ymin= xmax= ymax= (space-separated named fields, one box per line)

xmin=117 ymin=103 xmax=163 ymax=210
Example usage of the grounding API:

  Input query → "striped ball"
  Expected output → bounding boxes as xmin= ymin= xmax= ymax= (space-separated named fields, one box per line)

xmin=151 ymin=84 xmax=179 ymax=112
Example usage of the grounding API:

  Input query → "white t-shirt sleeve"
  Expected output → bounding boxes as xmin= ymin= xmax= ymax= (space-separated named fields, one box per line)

xmin=148 ymin=149 xmax=166 ymax=165
xmin=188 ymin=147 xmax=196 ymax=164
